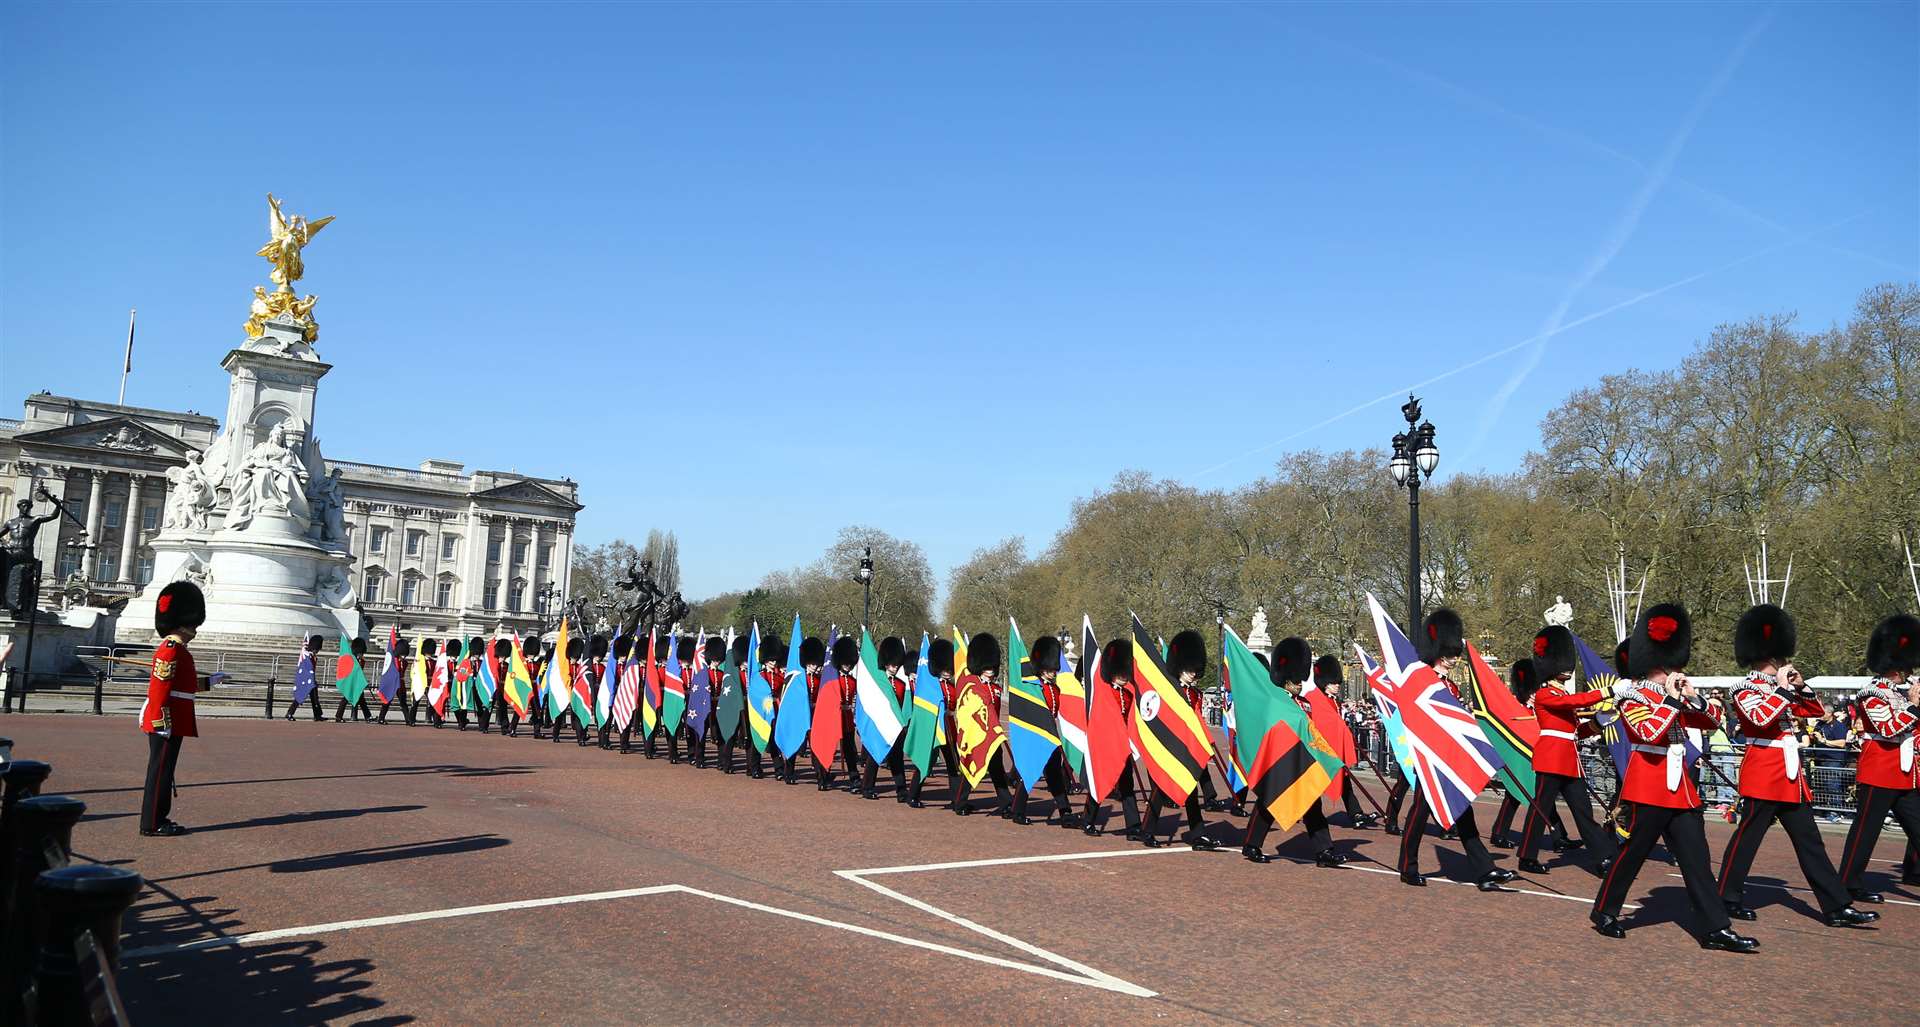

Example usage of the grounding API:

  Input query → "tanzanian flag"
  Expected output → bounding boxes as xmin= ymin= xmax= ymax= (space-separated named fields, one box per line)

xmin=503 ymin=634 xmax=534 ymax=717
xmin=746 ymin=623 xmax=776 ymax=753
xmin=1464 ymin=641 xmax=1538 ymax=807
xmin=903 ymin=632 xmax=944 ymax=777
xmin=1128 ymin=614 xmax=1215 ymax=804
xmin=1222 ymin=626 xmax=1340 ymax=828
xmin=333 ymin=633 xmax=367 ymax=705
xmin=1005 ymin=619 xmax=1063 ymax=788
xmin=772 ymin=617 xmax=812 ymax=758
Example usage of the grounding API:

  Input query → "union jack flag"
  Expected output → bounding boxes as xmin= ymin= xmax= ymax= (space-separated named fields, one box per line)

xmin=1361 ymin=593 xmax=1500 ymax=830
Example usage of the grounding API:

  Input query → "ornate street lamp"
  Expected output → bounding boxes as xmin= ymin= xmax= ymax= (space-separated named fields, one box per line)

xmin=853 ymin=547 xmax=874 ymax=630
xmin=1388 ymin=395 xmax=1439 ymax=633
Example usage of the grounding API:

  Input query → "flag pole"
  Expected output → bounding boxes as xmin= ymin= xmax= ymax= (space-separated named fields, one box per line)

xmin=117 ymin=308 xmax=136 ymax=405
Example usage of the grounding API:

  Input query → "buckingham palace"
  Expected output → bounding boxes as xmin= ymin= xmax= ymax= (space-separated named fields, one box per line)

xmin=0 ymin=389 xmax=582 ymax=640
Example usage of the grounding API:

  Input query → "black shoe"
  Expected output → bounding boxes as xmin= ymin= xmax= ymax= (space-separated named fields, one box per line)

xmin=816 ymin=781 xmax=832 ymax=791
xmin=1230 ymin=804 xmax=1251 ymax=818
xmin=1384 ymin=823 xmax=1402 ymax=836
xmin=1699 ymin=927 xmax=1760 ymax=953
xmin=1057 ymin=813 xmax=1080 ymax=828
xmin=1122 ymin=826 xmax=1144 ymax=841
xmin=895 ymin=794 xmax=910 ymax=804
xmin=908 ymin=799 xmax=926 ymax=809
xmin=1082 ymin=823 xmax=1101 ymax=836
xmin=1399 ymin=870 xmax=1425 ymax=887
xmin=1486 ymin=868 xmax=1517 ymax=883
xmin=1203 ymin=799 xmax=1231 ymax=813
xmin=1853 ymin=890 xmax=1885 ymax=905
xmin=139 ymin=822 xmax=187 ymax=837
xmin=1725 ymin=902 xmax=1757 ymax=922
xmin=1187 ymin=835 xmax=1221 ymax=852
xmin=1142 ymin=835 xmax=1164 ymax=848
xmin=955 ymin=806 xmax=972 ymax=816
xmin=1518 ymin=858 xmax=1550 ymax=875
xmin=1315 ymin=848 xmax=1348 ymax=868
xmin=1591 ymin=914 xmax=1627 ymax=939
xmin=1476 ymin=877 xmax=1513 ymax=893
xmin=1491 ymin=838 xmax=1515 ymax=849
xmin=1242 ymin=846 xmax=1273 ymax=864
xmin=1823 ymin=906 xmax=1879 ymax=928
xmin=1013 ymin=815 xmax=1033 ymax=825
xmin=1562 ymin=838 xmax=1585 ymax=851
xmin=994 ymin=806 xmax=1012 ymax=819
xmin=862 ymin=790 xmax=878 ymax=800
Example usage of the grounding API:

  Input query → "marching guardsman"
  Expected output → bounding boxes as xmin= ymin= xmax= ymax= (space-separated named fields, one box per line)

xmin=820 ymin=636 xmax=862 ymax=790
xmin=1516 ymin=626 xmax=1617 ymax=876
xmin=1837 ymin=613 xmax=1920 ymax=904
xmin=716 ymin=634 xmax=752 ymax=772
xmin=140 ymin=581 xmax=216 ymax=837
xmin=468 ymin=635 xmax=491 ymax=732
xmin=283 ymin=634 xmax=326 ymax=721
xmin=666 ymin=636 xmax=696 ymax=762
xmin=380 ymin=636 xmax=411 ymax=726
xmin=524 ymin=636 xmax=547 ymax=738
xmin=1589 ymin=604 xmax=1758 ymax=951
xmin=418 ymin=638 xmax=444 ymax=728
xmin=1082 ymin=639 xmax=1145 ymax=838
xmin=552 ymin=636 xmax=588 ymax=745
xmin=956 ymin=632 xmax=1014 ymax=814
xmin=1174 ymin=636 xmax=1229 ymax=814
xmin=1312 ymin=655 xmax=1372 ymax=827
xmin=1012 ymin=634 xmax=1077 ymax=826
xmin=1140 ymin=630 xmax=1220 ymax=849
xmin=492 ymin=637 xmax=517 ymax=736
xmin=690 ymin=635 xmax=726 ymax=767
xmin=906 ymin=639 xmax=960 ymax=807
xmin=749 ymin=634 xmax=782 ymax=778
xmin=1488 ymin=658 xmax=1569 ymax=850
xmin=335 ymin=636 xmax=375 ymax=723
xmin=1713 ymin=604 xmax=1875 ymax=927
xmin=780 ymin=637 xmax=826 ymax=782
xmin=1397 ymin=609 xmax=1513 ymax=890
xmin=860 ymin=637 xmax=911 ymax=800
xmin=1243 ymin=637 xmax=1345 ymax=867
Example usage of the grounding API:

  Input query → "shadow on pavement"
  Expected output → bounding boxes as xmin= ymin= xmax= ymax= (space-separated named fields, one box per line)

xmin=143 ymin=834 xmax=512 ymax=884
xmin=60 ymin=764 xmax=543 ymax=796
xmin=185 ymin=804 xmax=427 ymax=834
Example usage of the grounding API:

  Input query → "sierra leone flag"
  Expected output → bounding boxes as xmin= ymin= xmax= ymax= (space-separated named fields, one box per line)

xmin=853 ymin=629 xmax=906 ymax=760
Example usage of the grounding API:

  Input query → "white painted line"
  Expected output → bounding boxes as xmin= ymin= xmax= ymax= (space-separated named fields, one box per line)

xmin=846 ymin=845 xmax=1196 ymax=877
xmin=1337 ymin=863 xmax=1637 ymax=908
xmin=1668 ymin=873 xmax=1920 ymax=909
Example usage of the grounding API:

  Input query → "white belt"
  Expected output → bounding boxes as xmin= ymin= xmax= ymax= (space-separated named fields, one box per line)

xmin=1539 ymin=729 xmax=1577 ymax=741
xmin=169 ymin=690 xmax=196 ymax=701
xmin=1631 ymin=743 xmax=1687 ymax=792
xmin=1747 ymin=736 xmax=1800 ymax=781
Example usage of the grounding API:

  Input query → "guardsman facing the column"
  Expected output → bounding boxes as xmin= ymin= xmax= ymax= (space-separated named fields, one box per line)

xmin=1517 ymin=625 xmax=1617 ymax=876
xmin=140 ymin=581 xmax=218 ymax=837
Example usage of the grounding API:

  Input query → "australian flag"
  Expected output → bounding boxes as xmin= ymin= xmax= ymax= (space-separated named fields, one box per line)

xmin=290 ymin=648 xmax=318 ymax=703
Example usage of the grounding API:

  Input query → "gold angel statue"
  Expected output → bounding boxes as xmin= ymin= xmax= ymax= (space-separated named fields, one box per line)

xmin=257 ymin=193 xmax=334 ymax=289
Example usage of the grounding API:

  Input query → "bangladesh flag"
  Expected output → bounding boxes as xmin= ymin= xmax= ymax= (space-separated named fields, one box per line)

xmin=1222 ymin=626 xmax=1342 ymax=829
xmin=1465 ymin=641 xmax=1538 ymax=807
xmin=333 ymin=633 xmax=368 ymax=705
xmin=902 ymin=633 xmax=943 ymax=777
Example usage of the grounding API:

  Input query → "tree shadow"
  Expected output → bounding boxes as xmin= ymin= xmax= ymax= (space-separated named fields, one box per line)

xmin=186 ymin=804 xmax=426 ymax=834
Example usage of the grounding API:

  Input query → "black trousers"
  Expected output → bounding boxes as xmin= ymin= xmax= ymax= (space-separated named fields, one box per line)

xmin=715 ymin=718 xmax=743 ymax=771
xmin=907 ymin=740 xmax=954 ymax=805
xmin=334 ymin=692 xmax=372 ymax=721
xmin=1339 ymin=781 xmax=1366 ymax=820
xmin=140 ymin=733 xmax=184 ymax=833
xmin=1838 ymin=783 xmax=1920 ymax=894
xmin=1145 ymin=786 xmax=1208 ymax=842
xmin=1083 ymin=759 xmax=1143 ymax=833
xmin=1013 ymin=751 xmax=1073 ymax=820
xmin=860 ymin=746 xmax=908 ymax=798
xmin=1593 ymin=802 xmax=1730 ymax=932
xmin=1716 ymin=796 xmax=1849 ymax=913
xmin=1385 ymin=777 xmax=1409 ymax=827
xmin=285 ymin=688 xmax=324 ymax=721
xmin=1399 ymin=795 xmax=1494 ymax=879
xmin=1520 ymin=772 xmax=1616 ymax=863
xmin=1246 ymin=799 xmax=1332 ymax=854
xmin=815 ymin=724 xmax=860 ymax=787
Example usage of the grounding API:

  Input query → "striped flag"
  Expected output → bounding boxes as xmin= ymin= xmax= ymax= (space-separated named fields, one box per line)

xmin=1053 ymin=631 xmax=1088 ymax=780
xmin=1127 ymin=613 xmax=1215 ymax=804
xmin=853 ymin=628 xmax=906 ymax=760
xmin=376 ymin=626 xmax=402 ymax=704
xmin=543 ymin=621 xmax=572 ymax=719
xmin=660 ymin=632 xmax=686 ymax=732
xmin=1222 ymin=626 xmax=1340 ymax=828
xmin=642 ymin=628 xmax=663 ymax=737
xmin=1464 ymin=641 xmax=1538 ymax=807
xmin=612 ymin=644 xmax=641 ymax=732
xmin=596 ymin=627 xmax=621 ymax=727
xmin=902 ymin=632 xmax=944 ymax=777
xmin=473 ymin=641 xmax=499 ymax=709
xmin=746 ymin=623 xmax=777 ymax=754
xmin=1083 ymin=617 xmax=1132 ymax=802
xmin=1005 ymin=619 xmax=1062 ymax=788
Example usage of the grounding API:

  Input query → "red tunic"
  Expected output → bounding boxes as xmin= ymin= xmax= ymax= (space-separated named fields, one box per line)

xmin=1041 ymin=677 xmax=1062 ymax=716
xmin=888 ymin=671 xmax=909 ymax=705
xmin=1855 ymin=681 xmax=1919 ymax=791
xmin=140 ymin=636 xmax=199 ymax=738
xmin=1617 ymin=683 xmax=1718 ymax=808
xmin=805 ymin=669 xmax=822 ymax=705
xmin=1532 ymin=682 xmax=1604 ymax=777
xmin=764 ymin=666 xmax=787 ymax=711
xmin=1731 ymin=671 xmax=1823 ymax=803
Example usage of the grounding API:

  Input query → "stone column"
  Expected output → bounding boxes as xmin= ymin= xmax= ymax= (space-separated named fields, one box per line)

xmin=83 ymin=470 xmax=106 ymax=580
xmin=463 ymin=507 xmax=486 ymax=617
xmin=556 ymin=523 xmax=574 ymax=604
xmin=118 ymin=475 xmax=144 ymax=583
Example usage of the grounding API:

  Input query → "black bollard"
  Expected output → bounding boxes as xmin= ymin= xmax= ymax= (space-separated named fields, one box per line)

xmin=1 ymin=795 xmax=84 ymax=1020
xmin=0 ymin=760 xmax=52 ymax=850
xmin=26 ymin=865 xmax=142 ymax=1027
xmin=263 ymin=675 xmax=276 ymax=719
xmin=91 ymin=671 xmax=104 ymax=717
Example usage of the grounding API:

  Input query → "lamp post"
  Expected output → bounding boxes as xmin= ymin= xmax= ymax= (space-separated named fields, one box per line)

xmin=535 ymin=582 xmax=558 ymax=640
xmin=1387 ymin=395 xmax=1439 ymax=632
xmin=853 ymin=547 xmax=874 ymax=630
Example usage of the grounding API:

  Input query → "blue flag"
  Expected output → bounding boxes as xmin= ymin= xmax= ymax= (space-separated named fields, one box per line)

xmin=688 ymin=662 xmax=713 ymax=737
xmin=290 ymin=649 xmax=318 ymax=703
xmin=771 ymin=614 xmax=811 ymax=758
xmin=746 ymin=622 xmax=776 ymax=753
xmin=1005 ymin=620 xmax=1062 ymax=788
xmin=1574 ymin=632 xmax=1700 ymax=783
xmin=376 ymin=628 xmax=402 ymax=703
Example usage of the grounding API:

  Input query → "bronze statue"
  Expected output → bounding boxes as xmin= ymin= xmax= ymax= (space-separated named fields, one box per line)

xmin=0 ymin=496 xmax=58 ymax=560
xmin=0 ymin=489 xmax=62 ymax=614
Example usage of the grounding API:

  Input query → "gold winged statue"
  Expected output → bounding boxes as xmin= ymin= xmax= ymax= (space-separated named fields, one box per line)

xmin=256 ymin=193 xmax=333 ymax=290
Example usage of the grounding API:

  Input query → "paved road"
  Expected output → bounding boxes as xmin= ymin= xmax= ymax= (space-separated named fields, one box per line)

xmin=15 ymin=715 xmax=1912 ymax=1025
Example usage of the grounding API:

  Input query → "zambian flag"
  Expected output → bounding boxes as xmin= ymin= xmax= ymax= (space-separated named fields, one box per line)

xmin=1127 ymin=614 xmax=1215 ymax=804
xmin=1222 ymin=626 xmax=1342 ymax=828
xmin=1465 ymin=641 xmax=1538 ymax=807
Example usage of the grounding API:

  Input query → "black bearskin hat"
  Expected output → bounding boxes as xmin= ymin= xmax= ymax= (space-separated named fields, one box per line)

xmin=967 ymin=632 xmax=1000 ymax=676
xmin=1612 ymin=639 xmax=1630 ymax=679
xmin=879 ymin=636 xmax=907 ymax=670
xmin=523 ymin=636 xmax=544 ymax=659
xmin=493 ymin=637 xmax=515 ymax=660
xmin=419 ymin=638 xmax=439 ymax=658
xmin=1867 ymin=613 xmax=1920 ymax=675
xmin=1269 ymin=636 xmax=1311 ymax=686
xmin=153 ymin=581 xmax=206 ymax=637
xmin=1030 ymin=635 xmax=1061 ymax=674
xmin=613 ymin=635 xmax=635 ymax=659
xmin=703 ymin=636 xmax=727 ymax=664
xmin=1530 ymin=625 xmax=1577 ymax=681
xmin=928 ymin=638 xmax=955 ymax=676
xmin=1416 ymin=608 xmax=1464 ymax=665
xmin=1167 ymin=630 xmax=1208 ymax=679
xmin=589 ymin=634 xmax=610 ymax=660
xmin=1508 ymin=658 xmax=1538 ymax=704
xmin=565 ymin=636 xmax=585 ymax=660
xmin=444 ymin=638 xmax=464 ymax=659
xmin=730 ymin=635 xmax=751 ymax=667
xmin=1099 ymin=638 xmax=1133 ymax=683
xmin=760 ymin=635 xmax=784 ymax=664
xmin=1313 ymin=654 xmax=1343 ymax=687
xmin=1733 ymin=604 xmax=1796 ymax=667
xmin=393 ymin=636 xmax=414 ymax=658
xmin=675 ymin=637 xmax=696 ymax=663
xmin=800 ymin=637 xmax=826 ymax=668
xmin=468 ymin=636 xmax=487 ymax=660
xmin=1628 ymin=603 xmax=1692 ymax=678
xmin=831 ymin=635 xmax=858 ymax=671
xmin=305 ymin=633 xmax=325 ymax=652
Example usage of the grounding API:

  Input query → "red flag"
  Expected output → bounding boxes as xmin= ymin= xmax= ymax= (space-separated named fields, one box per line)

xmin=1082 ymin=619 xmax=1133 ymax=801
xmin=1305 ymin=685 xmax=1357 ymax=801
xmin=810 ymin=666 xmax=846 ymax=774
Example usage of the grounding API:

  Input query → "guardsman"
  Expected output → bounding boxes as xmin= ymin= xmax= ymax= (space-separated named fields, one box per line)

xmin=552 ymin=636 xmax=588 ymax=745
xmin=491 ymin=637 xmax=516 ymax=736
xmin=956 ymin=632 xmax=1014 ymax=814
xmin=749 ymin=634 xmax=783 ymax=778
xmin=523 ymin=636 xmax=546 ymax=739
xmin=1312 ymin=655 xmax=1373 ymax=827
xmin=906 ymin=639 xmax=960 ymax=808
xmin=860 ymin=637 xmax=912 ymax=800
xmin=1489 ymin=658 xmax=1569 ymax=850
xmin=283 ymin=633 xmax=327 ymax=721
xmin=140 ymin=581 xmax=215 ymax=836
xmin=1175 ymin=634 xmax=1229 ymax=814
xmin=1012 ymin=634 xmax=1077 ymax=826
xmin=1243 ymin=637 xmax=1345 ymax=867
xmin=1516 ymin=626 xmax=1617 ymax=876
xmin=1837 ymin=613 xmax=1920 ymax=904
xmin=1713 ymin=604 xmax=1874 ymax=927
xmin=780 ymin=637 xmax=827 ymax=782
xmin=1397 ymin=609 xmax=1514 ymax=891
xmin=418 ymin=637 xmax=444 ymax=728
xmin=1141 ymin=630 xmax=1221 ymax=849
xmin=1082 ymin=639 xmax=1145 ymax=839
xmin=689 ymin=635 xmax=726 ymax=767
xmin=335 ymin=636 xmax=375 ymax=723
xmin=1589 ymin=604 xmax=1758 ymax=951
xmin=715 ymin=634 xmax=751 ymax=772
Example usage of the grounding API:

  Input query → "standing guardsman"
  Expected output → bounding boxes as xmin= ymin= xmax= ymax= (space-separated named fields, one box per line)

xmin=1589 ymin=604 xmax=1758 ymax=951
xmin=1516 ymin=625 xmax=1617 ymax=876
xmin=859 ymin=637 xmax=912 ymax=801
xmin=1714 ymin=604 xmax=1876 ymax=927
xmin=1837 ymin=613 xmax=1920 ymax=904
xmin=140 ymin=581 xmax=219 ymax=837
xmin=1242 ymin=637 xmax=1345 ymax=867
xmin=1396 ymin=609 xmax=1514 ymax=891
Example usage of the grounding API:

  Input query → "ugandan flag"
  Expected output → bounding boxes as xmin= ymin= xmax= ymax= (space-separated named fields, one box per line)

xmin=1128 ymin=614 xmax=1215 ymax=804
xmin=1222 ymin=627 xmax=1341 ymax=828
xmin=1464 ymin=642 xmax=1538 ymax=807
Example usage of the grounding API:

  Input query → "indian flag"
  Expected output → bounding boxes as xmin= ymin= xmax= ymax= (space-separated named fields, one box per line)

xmin=544 ymin=619 xmax=573 ymax=719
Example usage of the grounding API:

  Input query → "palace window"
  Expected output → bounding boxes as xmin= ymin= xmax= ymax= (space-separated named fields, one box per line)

xmin=487 ymin=539 xmax=502 ymax=564
xmin=370 ymin=527 xmax=388 ymax=553
xmin=105 ymin=499 xmax=124 ymax=528
xmin=484 ymin=580 xmax=499 ymax=610
xmin=440 ymin=535 xmax=457 ymax=560
xmin=141 ymin=504 xmax=160 ymax=531
xmin=136 ymin=554 xmax=155 ymax=584
xmin=537 ymin=544 xmax=551 ymax=568
xmin=507 ymin=580 xmax=525 ymax=612
xmin=363 ymin=571 xmax=384 ymax=604
xmin=436 ymin=578 xmax=454 ymax=608
xmin=56 ymin=549 xmax=81 ymax=579
xmin=406 ymin=530 xmax=424 ymax=557
xmin=512 ymin=541 xmax=529 ymax=566
xmin=401 ymin=575 xmax=420 ymax=606
xmin=96 ymin=552 xmax=118 ymax=581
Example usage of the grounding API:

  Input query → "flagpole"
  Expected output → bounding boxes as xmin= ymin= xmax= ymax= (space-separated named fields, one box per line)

xmin=118 ymin=308 xmax=136 ymax=406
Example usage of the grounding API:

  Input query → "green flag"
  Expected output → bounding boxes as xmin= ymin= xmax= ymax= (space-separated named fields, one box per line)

xmin=1223 ymin=627 xmax=1344 ymax=829
xmin=716 ymin=640 xmax=746 ymax=743
xmin=333 ymin=633 xmax=368 ymax=705
xmin=902 ymin=633 xmax=942 ymax=778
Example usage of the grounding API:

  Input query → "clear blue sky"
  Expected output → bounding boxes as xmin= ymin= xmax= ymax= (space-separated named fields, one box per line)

xmin=3 ymin=2 xmax=1914 ymax=600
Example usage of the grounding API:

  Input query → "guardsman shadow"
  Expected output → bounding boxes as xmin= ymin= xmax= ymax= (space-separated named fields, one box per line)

xmin=63 ymin=763 xmax=542 ymax=797
xmin=182 ymin=804 xmax=425 ymax=834
xmin=143 ymin=834 xmax=511 ymax=883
